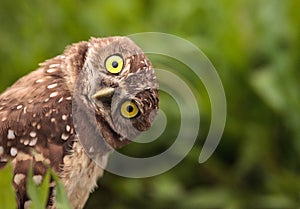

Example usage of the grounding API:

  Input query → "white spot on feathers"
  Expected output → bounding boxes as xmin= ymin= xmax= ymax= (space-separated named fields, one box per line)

xmin=30 ymin=131 xmax=37 ymax=138
xmin=0 ymin=146 xmax=4 ymax=155
xmin=10 ymin=147 xmax=17 ymax=157
xmin=14 ymin=173 xmax=26 ymax=185
xmin=24 ymin=139 xmax=30 ymax=146
xmin=50 ymin=92 xmax=58 ymax=98
xmin=7 ymin=129 xmax=15 ymax=139
xmin=49 ymin=63 xmax=60 ymax=68
xmin=16 ymin=105 xmax=23 ymax=110
xmin=47 ymin=83 xmax=58 ymax=89
xmin=33 ymin=175 xmax=43 ymax=185
xmin=47 ymin=68 xmax=57 ymax=73
xmin=62 ymin=115 xmax=68 ymax=120
xmin=61 ymin=133 xmax=69 ymax=141
xmin=24 ymin=201 xmax=31 ymax=209
xmin=35 ymin=79 xmax=44 ymax=83
xmin=58 ymin=97 xmax=64 ymax=103
xmin=0 ymin=156 xmax=8 ymax=162
xmin=29 ymin=138 xmax=38 ymax=146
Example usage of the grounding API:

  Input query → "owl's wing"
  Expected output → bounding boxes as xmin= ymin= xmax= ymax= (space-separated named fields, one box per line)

xmin=0 ymin=58 xmax=77 ymax=206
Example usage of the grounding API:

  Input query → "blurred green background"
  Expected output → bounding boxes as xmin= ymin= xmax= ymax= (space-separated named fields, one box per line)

xmin=0 ymin=0 xmax=300 ymax=208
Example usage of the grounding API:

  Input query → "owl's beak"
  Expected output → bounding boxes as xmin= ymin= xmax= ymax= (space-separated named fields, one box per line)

xmin=92 ymin=87 xmax=115 ymax=100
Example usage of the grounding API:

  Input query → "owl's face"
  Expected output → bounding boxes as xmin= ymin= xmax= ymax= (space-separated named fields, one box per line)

xmin=74 ymin=37 xmax=158 ymax=151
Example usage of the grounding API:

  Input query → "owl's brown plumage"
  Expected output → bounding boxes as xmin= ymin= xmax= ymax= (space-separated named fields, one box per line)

xmin=0 ymin=37 xmax=158 ymax=209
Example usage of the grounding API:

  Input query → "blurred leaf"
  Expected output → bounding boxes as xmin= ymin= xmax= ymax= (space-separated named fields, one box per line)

xmin=51 ymin=170 xmax=72 ymax=209
xmin=179 ymin=187 xmax=233 ymax=209
xmin=27 ymin=166 xmax=50 ymax=209
xmin=250 ymin=68 xmax=285 ymax=113
xmin=0 ymin=163 xmax=17 ymax=209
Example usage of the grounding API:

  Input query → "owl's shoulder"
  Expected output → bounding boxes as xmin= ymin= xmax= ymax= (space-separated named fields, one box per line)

xmin=0 ymin=55 xmax=76 ymax=168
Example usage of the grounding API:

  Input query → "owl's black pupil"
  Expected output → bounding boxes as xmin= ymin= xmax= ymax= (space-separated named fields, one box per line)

xmin=126 ymin=105 xmax=134 ymax=113
xmin=112 ymin=61 xmax=118 ymax=68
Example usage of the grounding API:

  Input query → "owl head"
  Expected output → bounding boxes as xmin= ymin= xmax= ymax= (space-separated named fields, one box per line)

xmin=72 ymin=37 xmax=159 ymax=157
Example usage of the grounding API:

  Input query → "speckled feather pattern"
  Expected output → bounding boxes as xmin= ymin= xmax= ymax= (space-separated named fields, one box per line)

xmin=0 ymin=37 xmax=159 ymax=209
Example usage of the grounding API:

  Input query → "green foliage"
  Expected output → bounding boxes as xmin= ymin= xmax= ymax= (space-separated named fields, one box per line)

xmin=50 ymin=170 xmax=73 ymax=209
xmin=27 ymin=165 xmax=51 ymax=209
xmin=0 ymin=0 xmax=300 ymax=208
xmin=0 ymin=163 xmax=17 ymax=209
xmin=0 ymin=164 xmax=71 ymax=209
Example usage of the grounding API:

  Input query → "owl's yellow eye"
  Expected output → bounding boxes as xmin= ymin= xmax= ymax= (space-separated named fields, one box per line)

xmin=120 ymin=101 xmax=139 ymax=119
xmin=105 ymin=54 xmax=124 ymax=74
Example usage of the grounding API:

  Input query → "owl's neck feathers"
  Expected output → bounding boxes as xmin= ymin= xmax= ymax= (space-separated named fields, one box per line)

xmin=60 ymin=41 xmax=89 ymax=94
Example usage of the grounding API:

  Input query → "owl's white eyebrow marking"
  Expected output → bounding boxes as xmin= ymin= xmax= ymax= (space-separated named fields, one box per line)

xmin=0 ymin=146 xmax=4 ymax=155
xmin=7 ymin=129 xmax=16 ymax=139
xmin=30 ymin=131 xmax=37 ymax=138
xmin=14 ymin=173 xmax=25 ymax=185
xmin=16 ymin=105 xmax=23 ymax=110
xmin=47 ymin=83 xmax=58 ymax=89
xmin=35 ymin=79 xmax=44 ymax=83
xmin=50 ymin=92 xmax=58 ymax=98
xmin=10 ymin=147 xmax=18 ymax=156
xmin=33 ymin=175 xmax=43 ymax=185
xmin=61 ymin=133 xmax=69 ymax=141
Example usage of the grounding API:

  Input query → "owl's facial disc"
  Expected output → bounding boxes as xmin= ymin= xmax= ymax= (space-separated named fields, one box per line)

xmin=85 ymin=37 xmax=158 ymax=149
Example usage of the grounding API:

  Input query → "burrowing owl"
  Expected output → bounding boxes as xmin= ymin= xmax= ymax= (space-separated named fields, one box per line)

xmin=0 ymin=37 xmax=159 ymax=209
